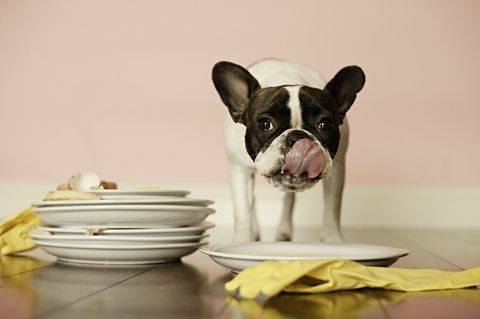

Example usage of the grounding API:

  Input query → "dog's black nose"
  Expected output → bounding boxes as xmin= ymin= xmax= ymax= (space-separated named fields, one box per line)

xmin=286 ymin=130 xmax=311 ymax=148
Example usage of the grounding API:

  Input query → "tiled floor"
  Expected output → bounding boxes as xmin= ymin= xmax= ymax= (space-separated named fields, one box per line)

xmin=1 ymin=228 xmax=480 ymax=319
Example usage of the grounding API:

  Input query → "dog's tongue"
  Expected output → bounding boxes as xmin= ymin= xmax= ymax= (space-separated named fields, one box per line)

xmin=282 ymin=138 xmax=325 ymax=178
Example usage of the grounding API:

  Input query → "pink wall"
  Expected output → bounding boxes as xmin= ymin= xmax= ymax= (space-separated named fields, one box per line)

xmin=0 ymin=0 xmax=479 ymax=186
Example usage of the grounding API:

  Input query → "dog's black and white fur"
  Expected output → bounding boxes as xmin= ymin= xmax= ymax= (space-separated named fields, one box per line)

xmin=212 ymin=59 xmax=365 ymax=242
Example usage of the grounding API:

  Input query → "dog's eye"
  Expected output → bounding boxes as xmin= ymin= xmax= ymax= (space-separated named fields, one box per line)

xmin=319 ymin=119 xmax=334 ymax=131
xmin=258 ymin=118 xmax=274 ymax=131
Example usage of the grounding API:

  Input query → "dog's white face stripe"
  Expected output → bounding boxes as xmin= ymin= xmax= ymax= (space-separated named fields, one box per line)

xmin=285 ymin=86 xmax=302 ymax=129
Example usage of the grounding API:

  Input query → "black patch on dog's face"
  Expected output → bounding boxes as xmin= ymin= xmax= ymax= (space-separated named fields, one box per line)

xmin=243 ymin=86 xmax=291 ymax=160
xmin=299 ymin=86 xmax=342 ymax=158
xmin=242 ymin=85 xmax=343 ymax=161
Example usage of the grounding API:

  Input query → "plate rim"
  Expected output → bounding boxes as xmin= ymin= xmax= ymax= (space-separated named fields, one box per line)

xmin=56 ymin=257 xmax=179 ymax=265
xmin=29 ymin=232 xmax=209 ymax=242
xmin=35 ymin=221 xmax=215 ymax=234
xmin=32 ymin=239 xmax=209 ymax=250
xmin=87 ymin=189 xmax=190 ymax=196
xmin=200 ymin=242 xmax=410 ymax=261
xmin=32 ymin=205 xmax=216 ymax=214
xmin=32 ymin=198 xmax=214 ymax=207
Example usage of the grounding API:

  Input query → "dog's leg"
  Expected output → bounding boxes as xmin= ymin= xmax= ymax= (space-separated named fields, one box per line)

xmin=321 ymin=158 xmax=345 ymax=242
xmin=230 ymin=164 xmax=259 ymax=242
xmin=250 ymin=197 xmax=260 ymax=241
xmin=320 ymin=120 xmax=349 ymax=243
xmin=246 ymin=176 xmax=260 ymax=241
xmin=275 ymin=192 xmax=296 ymax=241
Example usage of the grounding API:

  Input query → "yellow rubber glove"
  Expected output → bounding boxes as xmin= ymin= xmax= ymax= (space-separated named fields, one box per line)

xmin=0 ymin=207 xmax=41 ymax=255
xmin=225 ymin=260 xmax=324 ymax=299
xmin=226 ymin=259 xmax=480 ymax=300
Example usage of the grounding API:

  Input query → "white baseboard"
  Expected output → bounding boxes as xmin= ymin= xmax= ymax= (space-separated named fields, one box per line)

xmin=1 ymin=183 xmax=479 ymax=229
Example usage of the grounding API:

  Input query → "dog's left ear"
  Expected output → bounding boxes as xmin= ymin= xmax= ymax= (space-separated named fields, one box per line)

xmin=325 ymin=66 xmax=366 ymax=120
xmin=212 ymin=61 xmax=260 ymax=124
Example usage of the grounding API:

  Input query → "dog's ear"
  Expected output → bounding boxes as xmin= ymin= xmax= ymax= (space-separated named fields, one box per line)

xmin=325 ymin=66 xmax=365 ymax=120
xmin=212 ymin=61 xmax=260 ymax=124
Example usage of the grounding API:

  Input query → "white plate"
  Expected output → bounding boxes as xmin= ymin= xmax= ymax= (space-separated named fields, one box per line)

xmin=32 ymin=205 xmax=215 ymax=227
xmin=32 ymin=198 xmax=214 ymax=207
xmin=32 ymin=239 xmax=208 ymax=265
xmin=30 ymin=231 xmax=209 ymax=244
xmin=36 ymin=221 xmax=215 ymax=236
xmin=201 ymin=242 xmax=410 ymax=273
xmin=97 ymin=195 xmax=183 ymax=200
xmin=88 ymin=189 xmax=190 ymax=198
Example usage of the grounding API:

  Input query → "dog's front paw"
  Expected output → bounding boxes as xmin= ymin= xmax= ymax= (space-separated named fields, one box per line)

xmin=319 ymin=228 xmax=344 ymax=243
xmin=275 ymin=222 xmax=292 ymax=241
xmin=275 ymin=231 xmax=292 ymax=241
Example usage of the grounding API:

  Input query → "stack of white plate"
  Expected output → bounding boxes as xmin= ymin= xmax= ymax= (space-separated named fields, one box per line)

xmin=30 ymin=189 xmax=215 ymax=265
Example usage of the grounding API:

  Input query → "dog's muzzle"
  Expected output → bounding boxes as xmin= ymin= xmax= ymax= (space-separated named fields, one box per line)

xmin=255 ymin=129 xmax=329 ymax=192
xmin=282 ymin=137 xmax=325 ymax=178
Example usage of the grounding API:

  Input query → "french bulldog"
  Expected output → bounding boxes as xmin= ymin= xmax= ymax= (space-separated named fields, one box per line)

xmin=212 ymin=59 xmax=365 ymax=242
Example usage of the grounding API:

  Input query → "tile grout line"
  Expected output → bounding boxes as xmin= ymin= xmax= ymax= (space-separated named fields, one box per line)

xmin=373 ymin=292 xmax=395 ymax=319
xmin=0 ymin=263 xmax=54 ymax=280
xmin=441 ymin=231 xmax=480 ymax=248
xmin=32 ymin=265 xmax=159 ymax=319
xmin=216 ymin=296 xmax=237 ymax=318
xmin=389 ymin=229 xmax=465 ymax=270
